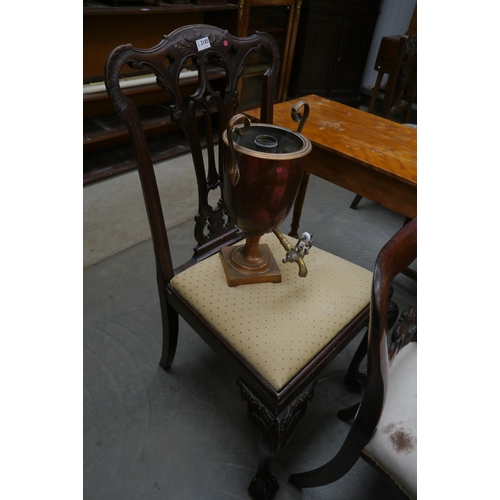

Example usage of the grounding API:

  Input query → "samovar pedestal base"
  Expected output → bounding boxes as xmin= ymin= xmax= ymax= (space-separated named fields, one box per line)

xmin=220 ymin=243 xmax=282 ymax=287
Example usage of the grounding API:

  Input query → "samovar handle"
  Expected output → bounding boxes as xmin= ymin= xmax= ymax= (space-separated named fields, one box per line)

xmin=291 ymin=100 xmax=309 ymax=134
xmin=226 ymin=113 xmax=251 ymax=186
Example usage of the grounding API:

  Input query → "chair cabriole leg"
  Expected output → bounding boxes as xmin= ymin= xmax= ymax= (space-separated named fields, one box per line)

xmin=237 ymin=379 xmax=315 ymax=500
xmin=158 ymin=286 xmax=179 ymax=370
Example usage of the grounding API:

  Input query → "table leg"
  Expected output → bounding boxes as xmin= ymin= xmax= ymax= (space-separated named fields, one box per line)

xmin=349 ymin=194 xmax=363 ymax=210
xmin=289 ymin=172 xmax=310 ymax=238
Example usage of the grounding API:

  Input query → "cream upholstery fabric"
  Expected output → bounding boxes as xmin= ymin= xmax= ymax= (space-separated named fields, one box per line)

xmin=170 ymin=232 xmax=372 ymax=391
xmin=364 ymin=342 xmax=417 ymax=498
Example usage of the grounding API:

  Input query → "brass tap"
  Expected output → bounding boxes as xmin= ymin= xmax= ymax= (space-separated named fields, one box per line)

xmin=273 ymin=229 xmax=313 ymax=278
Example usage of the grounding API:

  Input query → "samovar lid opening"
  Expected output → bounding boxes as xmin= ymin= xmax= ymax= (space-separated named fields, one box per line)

xmin=254 ymin=134 xmax=279 ymax=153
xmin=223 ymin=123 xmax=311 ymax=160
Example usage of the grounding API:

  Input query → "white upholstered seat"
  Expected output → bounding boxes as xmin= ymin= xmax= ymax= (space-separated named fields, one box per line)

xmin=171 ymin=232 xmax=372 ymax=391
xmin=364 ymin=342 xmax=417 ymax=498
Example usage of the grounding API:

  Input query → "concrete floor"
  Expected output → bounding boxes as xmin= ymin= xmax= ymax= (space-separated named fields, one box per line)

xmin=83 ymin=154 xmax=416 ymax=499
xmin=83 ymin=155 xmax=198 ymax=268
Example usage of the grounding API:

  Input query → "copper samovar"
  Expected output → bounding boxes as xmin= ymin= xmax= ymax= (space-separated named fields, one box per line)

xmin=220 ymin=101 xmax=314 ymax=286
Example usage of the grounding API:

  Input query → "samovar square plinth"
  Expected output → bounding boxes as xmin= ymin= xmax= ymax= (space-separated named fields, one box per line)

xmin=219 ymin=244 xmax=282 ymax=287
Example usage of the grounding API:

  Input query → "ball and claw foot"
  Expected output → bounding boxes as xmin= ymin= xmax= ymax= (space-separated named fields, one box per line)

xmin=248 ymin=470 xmax=280 ymax=500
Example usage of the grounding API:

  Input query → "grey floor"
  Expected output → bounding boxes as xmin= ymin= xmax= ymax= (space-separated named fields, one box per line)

xmin=83 ymin=159 xmax=416 ymax=499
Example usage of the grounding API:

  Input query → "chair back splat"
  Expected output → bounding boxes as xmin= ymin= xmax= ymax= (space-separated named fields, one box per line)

xmin=105 ymin=25 xmax=279 ymax=281
xmin=105 ymin=25 xmax=376 ymax=500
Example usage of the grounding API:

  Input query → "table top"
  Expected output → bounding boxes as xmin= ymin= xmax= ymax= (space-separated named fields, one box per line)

xmin=245 ymin=94 xmax=417 ymax=188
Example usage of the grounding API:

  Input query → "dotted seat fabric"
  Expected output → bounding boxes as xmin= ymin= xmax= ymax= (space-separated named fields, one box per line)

xmin=170 ymin=233 xmax=372 ymax=391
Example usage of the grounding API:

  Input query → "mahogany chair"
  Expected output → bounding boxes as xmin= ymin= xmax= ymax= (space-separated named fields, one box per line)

xmin=350 ymin=33 xmax=417 ymax=210
xmin=105 ymin=24 xmax=379 ymax=499
xmin=289 ymin=218 xmax=417 ymax=499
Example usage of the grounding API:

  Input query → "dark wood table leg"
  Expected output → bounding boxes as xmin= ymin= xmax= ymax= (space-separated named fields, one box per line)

xmin=349 ymin=194 xmax=363 ymax=209
xmin=289 ymin=172 xmax=310 ymax=238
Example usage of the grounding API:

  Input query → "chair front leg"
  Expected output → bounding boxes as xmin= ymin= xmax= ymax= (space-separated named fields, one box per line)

xmin=250 ymin=436 xmax=280 ymax=500
xmin=237 ymin=379 xmax=315 ymax=500
xmin=158 ymin=285 xmax=179 ymax=370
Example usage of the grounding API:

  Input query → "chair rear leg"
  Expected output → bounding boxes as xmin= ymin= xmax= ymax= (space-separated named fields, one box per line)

xmin=337 ymin=402 xmax=360 ymax=422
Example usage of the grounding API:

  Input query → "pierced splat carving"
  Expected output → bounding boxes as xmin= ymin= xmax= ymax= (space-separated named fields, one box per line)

xmin=389 ymin=307 xmax=417 ymax=360
xmin=197 ymin=206 xmax=231 ymax=242
xmin=386 ymin=298 xmax=400 ymax=332
xmin=105 ymin=26 xmax=280 ymax=263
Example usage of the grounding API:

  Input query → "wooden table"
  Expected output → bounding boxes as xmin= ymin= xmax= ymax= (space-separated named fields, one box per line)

xmin=245 ymin=94 xmax=417 ymax=237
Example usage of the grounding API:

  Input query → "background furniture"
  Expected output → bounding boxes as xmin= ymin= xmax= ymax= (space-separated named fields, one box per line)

xmin=289 ymin=217 xmax=417 ymax=499
xmin=365 ymin=2 xmax=416 ymax=117
xmin=84 ymin=1 xmax=239 ymax=184
xmin=288 ymin=0 xmax=381 ymax=104
xmin=236 ymin=0 xmax=302 ymax=104
xmin=366 ymin=33 xmax=417 ymax=122
xmin=379 ymin=33 xmax=417 ymax=122
xmin=83 ymin=1 xmax=302 ymax=184
xmin=350 ymin=32 xmax=417 ymax=211
xmin=105 ymin=24 xmax=379 ymax=499
xmin=362 ymin=2 xmax=416 ymax=94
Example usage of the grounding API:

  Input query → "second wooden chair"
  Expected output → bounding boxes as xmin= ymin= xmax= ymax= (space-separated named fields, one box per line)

xmin=289 ymin=218 xmax=417 ymax=499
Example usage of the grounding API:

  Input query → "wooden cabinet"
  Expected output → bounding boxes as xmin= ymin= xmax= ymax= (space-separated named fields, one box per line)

xmin=237 ymin=0 xmax=302 ymax=103
xmin=289 ymin=0 xmax=381 ymax=103
xmin=83 ymin=1 xmax=239 ymax=184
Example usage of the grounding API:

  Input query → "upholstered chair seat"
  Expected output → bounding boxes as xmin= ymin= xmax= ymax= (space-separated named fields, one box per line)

xmin=171 ymin=233 xmax=373 ymax=391
xmin=363 ymin=342 xmax=417 ymax=498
